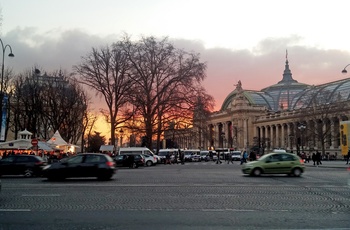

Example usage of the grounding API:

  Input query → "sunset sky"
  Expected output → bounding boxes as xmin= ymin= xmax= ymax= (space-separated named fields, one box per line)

xmin=1 ymin=0 xmax=350 ymax=135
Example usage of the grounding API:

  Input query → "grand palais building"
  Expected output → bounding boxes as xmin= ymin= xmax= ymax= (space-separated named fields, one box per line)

xmin=170 ymin=56 xmax=350 ymax=159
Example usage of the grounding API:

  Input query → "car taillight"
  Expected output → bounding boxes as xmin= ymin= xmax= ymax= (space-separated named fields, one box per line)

xmin=154 ymin=157 xmax=156 ymax=161
xmin=299 ymin=159 xmax=304 ymax=164
xmin=106 ymin=161 xmax=114 ymax=167
xmin=35 ymin=161 xmax=44 ymax=165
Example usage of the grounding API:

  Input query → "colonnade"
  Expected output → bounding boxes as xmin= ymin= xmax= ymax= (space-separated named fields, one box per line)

xmin=206 ymin=116 xmax=342 ymax=155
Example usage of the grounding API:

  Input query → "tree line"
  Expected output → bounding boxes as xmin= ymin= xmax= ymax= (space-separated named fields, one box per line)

xmin=4 ymin=35 xmax=214 ymax=152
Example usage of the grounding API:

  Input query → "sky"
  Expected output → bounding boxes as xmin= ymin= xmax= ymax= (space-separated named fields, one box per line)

xmin=1 ymin=0 xmax=350 ymax=134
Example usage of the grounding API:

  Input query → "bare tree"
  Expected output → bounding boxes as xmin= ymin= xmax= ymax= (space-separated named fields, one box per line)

xmin=9 ymin=68 xmax=88 ymax=144
xmin=74 ymin=44 xmax=133 ymax=150
xmin=293 ymin=86 xmax=348 ymax=155
xmin=122 ymin=36 xmax=207 ymax=150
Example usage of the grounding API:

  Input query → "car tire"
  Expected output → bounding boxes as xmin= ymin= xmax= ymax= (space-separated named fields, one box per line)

xmin=24 ymin=169 xmax=34 ymax=177
xmin=146 ymin=160 xmax=153 ymax=167
xmin=251 ymin=168 xmax=262 ymax=177
xmin=292 ymin=168 xmax=302 ymax=177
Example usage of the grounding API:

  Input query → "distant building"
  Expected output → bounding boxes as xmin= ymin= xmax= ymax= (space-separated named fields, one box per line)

xmin=166 ymin=54 xmax=350 ymax=158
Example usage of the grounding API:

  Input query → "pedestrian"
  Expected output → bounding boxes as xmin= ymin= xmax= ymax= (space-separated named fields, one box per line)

xmin=312 ymin=152 xmax=316 ymax=166
xmin=227 ymin=151 xmax=233 ymax=164
xmin=249 ymin=151 xmax=257 ymax=161
xmin=216 ymin=151 xmax=222 ymax=164
xmin=306 ymin=153 xmax=310 ymax=163
xmin=128 ymin=155 xmax=135 ymax=168
xmin=174 ymin=150 xmax=179 ymax=164
xmin=316 ymin=151 xmax=322 ymax=166
xmin=346 ymin=149 xmax=350 ymax=165
xmin=241 ymin=151 xmax=248 ymax=165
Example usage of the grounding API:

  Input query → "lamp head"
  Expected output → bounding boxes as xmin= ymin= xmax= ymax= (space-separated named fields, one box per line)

xmin=342 ymin=69 xmax=347 ymax=74
xmin=8 ymin=53 xmax=14 ymax=58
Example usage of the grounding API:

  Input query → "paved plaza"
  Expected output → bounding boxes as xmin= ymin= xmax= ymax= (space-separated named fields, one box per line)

xmin=0 ymin=161 xmax=349 ymax=230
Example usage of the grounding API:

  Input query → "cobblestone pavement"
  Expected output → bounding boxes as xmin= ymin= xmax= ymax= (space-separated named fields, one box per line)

xmin=0 ymin=162 xmax=349 ymax=230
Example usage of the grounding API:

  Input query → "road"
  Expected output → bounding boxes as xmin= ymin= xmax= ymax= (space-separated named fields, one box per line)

xmin=0 ymin=161 xmax=349 ymax=230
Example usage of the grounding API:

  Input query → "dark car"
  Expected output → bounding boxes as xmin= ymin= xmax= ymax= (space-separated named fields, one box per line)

xmin=0 ymin=155 xmax=46 ymax=177
xmin=42 ymin=153 xmax=116 ymax=180
xmin=114 ymin=154 xmax=145 ymax=168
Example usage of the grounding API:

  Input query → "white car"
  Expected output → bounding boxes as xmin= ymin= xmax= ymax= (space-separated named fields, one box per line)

xmin=143 ymin=154 xmax=157 ymax=166
xmin=231 ymin=151 xmax=242 ymax=161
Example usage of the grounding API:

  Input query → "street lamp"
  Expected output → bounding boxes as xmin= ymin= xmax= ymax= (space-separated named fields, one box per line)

xmin=341 ymin=64 xmax=350 ymax=74
xmin=0 ymin=38 xmax=15 ymax=141
xmin=298 ymin=124 xmax=306 ymax=153
xmin=0 ymin=38 xmax=15 ymax=93
xmin=119 ymin=128 xmax=124 ymax=147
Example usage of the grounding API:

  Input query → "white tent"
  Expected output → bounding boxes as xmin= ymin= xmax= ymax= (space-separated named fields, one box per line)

xmin=47 ymin=130 xmax=80 ymax=153
xmin=47 ymin=130 xmax=68 ymax=146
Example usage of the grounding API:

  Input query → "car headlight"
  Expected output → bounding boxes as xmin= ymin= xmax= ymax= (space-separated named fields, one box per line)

xmin=43 ymin=165 xmax=51 ymax=170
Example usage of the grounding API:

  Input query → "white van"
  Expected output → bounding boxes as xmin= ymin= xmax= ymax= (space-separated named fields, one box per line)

xmin=158 ymin=149 xmax=179 ymax=163
xmin=119 ymin=147 xmax=160 ymax=164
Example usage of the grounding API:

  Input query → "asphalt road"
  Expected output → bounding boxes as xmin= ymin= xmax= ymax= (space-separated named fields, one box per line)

xmin=0 ymin=161 xmax=349 ymax=230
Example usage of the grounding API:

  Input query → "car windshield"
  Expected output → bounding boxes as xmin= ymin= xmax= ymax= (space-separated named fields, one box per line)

xmin=258 ymin=154 xmax=273 ymax=161
xmin=158 ymin=152 xmax=168 ymax=156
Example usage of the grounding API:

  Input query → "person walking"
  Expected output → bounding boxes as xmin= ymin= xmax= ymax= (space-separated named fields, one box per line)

xmin=241 ymin=151 xmax=248 ymax=165
xmin=312 ymin=152 xmax=316 ymax=166
xmin=227 ymin=151 xmax=233 ymax=164
xmin=316 ymin=151 xmax=322 ymax=166
xmin=346 ymin=149 xmax=350 ymax=165
xmin=216 ymin=151 xmax=222 ymax=164
xmin=179 ymin=149 xmax=185 ymax=165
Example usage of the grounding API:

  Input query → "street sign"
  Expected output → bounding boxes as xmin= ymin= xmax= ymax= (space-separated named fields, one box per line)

xmin=31 ymin=139 xmax=38 ymax=146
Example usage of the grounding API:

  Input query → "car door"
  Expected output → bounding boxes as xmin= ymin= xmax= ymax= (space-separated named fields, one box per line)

xmin=114 ymin=155 xmax=122 ymax=166
xmin=263 ymin=154 xmax=283 ymax=174
xmin=83 ymin=155 xmax=103 ymax=177
xmin=14 ymin=156 xmax=32 ymax=175
xmin=279 ymin=154 xmax=297 ymax=173
xmin=65 ymin=155 xmax=85 ymax=177
xmin=0 ymin=156 xmax=16 ymax=175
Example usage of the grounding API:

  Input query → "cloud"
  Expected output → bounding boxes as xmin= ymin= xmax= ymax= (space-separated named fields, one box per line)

xmin=2 ymin=28 xmax=350 ymax=112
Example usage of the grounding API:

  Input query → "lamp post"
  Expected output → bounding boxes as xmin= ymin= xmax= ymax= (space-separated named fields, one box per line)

xmin=119 ymin=128 xmax=124 ymax=147
xmin=298 ymin=124 xmax=306 ymax=153
xmin=0 ymin=39 xmax=15 ymax=141
xmin=341 ymin=64 xmax=350 ymax=74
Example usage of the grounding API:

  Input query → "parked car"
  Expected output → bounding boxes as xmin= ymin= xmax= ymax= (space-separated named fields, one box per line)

xmin=0 ymin=155 xmax=46 ymax=177
xmin=199 ymin=151 xmax=210 ymax=162
xmin=231 ymin=151 xmax=242 ymax=161
xmin=114 ymin=154 xmax=145 ymax=168
xmin=143 ymin=154 xmax=157 ymax=166
xmin=183 ymin=149 xmax=201 ymax=162
xmin=191 ymin=153 xmax=201 ymax=162
xmin=42 ymin=153 xmax=116 ymax=180
xmin=241 ymin=152 xmax=305 ymax=177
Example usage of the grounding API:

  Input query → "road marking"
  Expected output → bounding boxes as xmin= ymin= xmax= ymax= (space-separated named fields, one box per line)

xmin=0 ymin=209 xmax=31 ymax=212
xmin=21 ymin=194 xmax=61 ymax=197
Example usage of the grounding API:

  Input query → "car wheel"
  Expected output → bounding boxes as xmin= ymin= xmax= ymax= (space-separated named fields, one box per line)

xmin=146 ymin=160 xmax=153 ymax=167
xmin=292 ymin=168 xmax=302 ymax=177
xmin=251 ymin=168 xmax=262 ymax=176
xmin=24 ymin=169 xmax=34 ymax=177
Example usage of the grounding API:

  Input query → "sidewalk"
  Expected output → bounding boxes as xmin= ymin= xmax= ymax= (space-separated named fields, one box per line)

xmin=304 ymin=160 xmax=350 ymax=169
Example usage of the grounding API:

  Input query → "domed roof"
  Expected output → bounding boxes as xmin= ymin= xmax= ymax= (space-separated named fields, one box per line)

xmin=261 ymin=58 xmax=309 ymax=111
xmin=221 ymin=87 xmax=274 ymax=111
